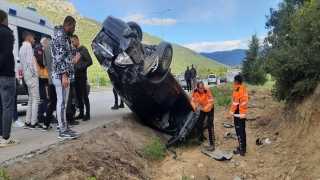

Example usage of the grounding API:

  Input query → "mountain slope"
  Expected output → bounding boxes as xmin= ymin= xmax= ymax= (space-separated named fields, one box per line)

xmin=7 ymin=0 xmax=228 ymax=83
xmin=200 ymin=49 xmax=246 ymax=67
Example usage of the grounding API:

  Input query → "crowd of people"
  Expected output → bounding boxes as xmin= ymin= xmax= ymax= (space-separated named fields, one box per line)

xmin=0 ymin=12 xmax=93 ymax=147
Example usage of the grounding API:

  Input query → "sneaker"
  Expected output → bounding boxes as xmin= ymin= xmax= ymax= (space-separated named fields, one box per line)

xmin=0 ymin=136 xmax=20 ymax=147
xmin=75 ymin=114 xmax=84 ymax=120
xmin=42 ymin=125 xmax=53 ymax=132
xmin=30 ymin=122 xmax=43 ymax=130
xmin=119 ymin=104 xmax=125 ymax=108
xmin=206 ymin=145 xmax=215 ymax=151
xmin=24 ymin=122 xmax=31 ymax=129
xmin=58 ymin=129 xmax=76 ymax=139
xmin=67 ymin=121 xmax=79 ymax=125
xmin=82 ymin=115 xmax=91 ymax=121
xmin=111 ymin=105 xmax=119 ymax=110
xmin=67 ymin=126 xmax=77 ymax=135
xmin=12 ymin=120 xmax=24 ymax=127
xmin=233 ymin=150 xmax=245 ymax=156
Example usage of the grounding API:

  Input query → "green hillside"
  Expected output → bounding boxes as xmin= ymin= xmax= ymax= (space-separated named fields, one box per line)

xmin=7 ymin=0 xmax=228 ymax=84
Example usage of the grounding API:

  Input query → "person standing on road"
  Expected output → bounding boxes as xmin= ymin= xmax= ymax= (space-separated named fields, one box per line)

xmin=34 ymin=37 xmax=50 ymax=123
xmin=184 ymin=66 xmax=192 ymax=92
xmin=190 ymin=81 xmax=215 ymax=151
xmin=0 ymin=10 xmax=20 ymax=146
xmin=51 ymin=16 xmax=80 ymax=138
xmin=71 ymin=35 xmax=92 ymax=121
xmin=11 ymin=30 xmax=24 ymax=128
xmin=111 ymin=87 xmax=124 ymax=110
xmin=19 ymin=31 xmax=43 ymax=130
xmin=190 ymin=64 xmax=197 ymax=90
xmin=227 ymin=75 xmax=248 ymax=156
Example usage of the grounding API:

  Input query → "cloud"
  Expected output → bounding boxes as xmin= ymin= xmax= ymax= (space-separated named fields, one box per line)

xmin=183 ymin=36 xmax=266 ymax=53
xmin=121 ymin=13 xmax=178 ymax=26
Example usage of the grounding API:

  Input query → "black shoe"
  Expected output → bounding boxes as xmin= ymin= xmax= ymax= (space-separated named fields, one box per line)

xmin=30 ymin=122 xmax=43 ymax=130
xmin=237 ymin=146 xmax=246 ymax=153
xmin=24 ymin=122 xmax=31 ymax=129
xmin=111 ymin=105 xmax=119 ymax=110
xmin=67 ymin=121 xmax=79 ymax=125
xmin=42 ymin=125 xmax=53 ymax=132
xmin=119 ymin=104 xmax=125 ymax=108
xmin=75 ymin=114 xmax=84 ymax=120
xmin=233 ymin=150 xmax=245 ymax=156
xmin=83 ymin=115 xmax=91 ymax=121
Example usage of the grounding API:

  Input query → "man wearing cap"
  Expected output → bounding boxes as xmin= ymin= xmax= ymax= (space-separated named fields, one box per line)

xmin=34 ymin=37 xmax=50 ymax=123
xmin=19 ymin=31 xmax=42 ymax=129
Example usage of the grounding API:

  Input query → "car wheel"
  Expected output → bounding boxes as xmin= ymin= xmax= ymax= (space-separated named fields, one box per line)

xmin=155 ymin=42 xmax=173 ymax=74
xmin=208 ymin=82 xmax=210 ymax=85
xmin=127 ymin=22 xmax=143 ymax=41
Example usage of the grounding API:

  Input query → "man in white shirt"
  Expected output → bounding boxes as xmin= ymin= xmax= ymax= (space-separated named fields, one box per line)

xmin=19 ymin=31 xmax=42 ymax=129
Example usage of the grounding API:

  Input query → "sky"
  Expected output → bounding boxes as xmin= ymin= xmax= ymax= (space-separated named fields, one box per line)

xmin=67 ymin=0 xmax=281 ymax=53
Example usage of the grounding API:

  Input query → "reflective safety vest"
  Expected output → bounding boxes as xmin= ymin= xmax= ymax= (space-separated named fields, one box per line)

xmin=228 ymin=84 xmax=248 ymax=119
xmin=190 ymin=87 xmax=214 ymax=112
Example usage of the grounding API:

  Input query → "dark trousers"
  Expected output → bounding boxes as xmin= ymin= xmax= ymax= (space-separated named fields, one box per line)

xmin=44 ymin=85 xmax=57 ymax=127
xmin=186 ymin=79 xmax=191 ymax=92
xmin=113 ymin=87 xmax=123 ymax=106
xmin=12 ymin=78 xmax=18 ymax=121
xmin=0 ymin=77 xmax=16 ymax=139
xmin=75 ymin=76 xmax=90 ymax=116
xmin=37 ymin=80 xmax=49 ymax=119
xmin=197 ymin=106 xmax=215 ymax=146
xmin=234 ymin=116 xmax=246 ymax=152
xmin=66 ymin=83 xmax=76 ymax=120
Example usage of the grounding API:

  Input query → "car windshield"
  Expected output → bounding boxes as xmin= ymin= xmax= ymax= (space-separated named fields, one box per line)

xmin=209 ymin=75 xmax=216 ymax=78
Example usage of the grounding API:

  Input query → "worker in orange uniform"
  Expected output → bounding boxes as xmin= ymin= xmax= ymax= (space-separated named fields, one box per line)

xmin=190 ymin=81 xmax=215 ymax=151
xmin=227 ymin=75 xmax=248 ymax=156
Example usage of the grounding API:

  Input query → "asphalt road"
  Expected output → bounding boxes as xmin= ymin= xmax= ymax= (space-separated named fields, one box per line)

xmin=0 ymin=87 xmax=132 ymax=163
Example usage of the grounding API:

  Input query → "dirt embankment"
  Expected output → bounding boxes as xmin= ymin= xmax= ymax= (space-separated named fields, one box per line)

xmin=2 ymin=84 xmax=320 ymax=180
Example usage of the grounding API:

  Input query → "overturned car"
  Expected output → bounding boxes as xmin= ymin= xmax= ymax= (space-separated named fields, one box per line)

xmin=91 ymin=16 xmax=199 ymax=147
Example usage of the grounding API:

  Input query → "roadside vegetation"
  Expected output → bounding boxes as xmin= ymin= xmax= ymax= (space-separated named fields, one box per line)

xmin=143 ymin=135 xmax=166 ymax=161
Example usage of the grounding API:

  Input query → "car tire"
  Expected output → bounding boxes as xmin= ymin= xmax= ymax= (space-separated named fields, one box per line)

xmin=127 ymin=22 xmax=143 ymax=41
xmin=208 ymin=82 xmax=210 ymax=85
xmin=155 ymin=42 xmax=173 ymax=74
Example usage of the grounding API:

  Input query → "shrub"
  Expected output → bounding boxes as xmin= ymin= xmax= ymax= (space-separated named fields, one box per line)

xmin=143 ymin=135 xmax=165 ymax=161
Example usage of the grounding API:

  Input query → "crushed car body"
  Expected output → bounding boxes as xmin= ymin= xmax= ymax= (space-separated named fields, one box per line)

xmin=91 ymin=15 xmax=199 ymax=147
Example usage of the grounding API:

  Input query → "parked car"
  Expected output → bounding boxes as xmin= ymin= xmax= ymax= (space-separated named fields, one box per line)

xmin=208 ymin=74 xmax=217 ymax=85
xmin=175 ymin=74 xmax=187 ymax=89
xmin=91 ymin=15 xmax=199 ymax=147
xmin=219 ymin=76 xmax=228 ymax=83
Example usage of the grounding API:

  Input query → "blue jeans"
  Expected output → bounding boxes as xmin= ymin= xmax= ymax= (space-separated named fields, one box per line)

xmin=0 ymin=76 xmax=16 ymax=139
xmin=12 ymin=78 xmax=18 ymax=121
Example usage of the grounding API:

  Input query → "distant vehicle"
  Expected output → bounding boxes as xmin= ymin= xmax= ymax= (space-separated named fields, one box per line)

xmin=219 ymin=76 xmax=228 ymax=83
xmin=0 ymin=0 xmax=54 ymax=105
xmin=175 ymin=74 xmax=187 ymax=89
xmin=227 ymin=69 xmax=240 ymax=82
xmin=208 ymin=74 xmax=217 ymax=85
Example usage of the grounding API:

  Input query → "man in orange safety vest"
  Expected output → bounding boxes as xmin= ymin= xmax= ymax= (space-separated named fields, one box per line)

xmin=227 ymin=75 xmax=248 ymax=156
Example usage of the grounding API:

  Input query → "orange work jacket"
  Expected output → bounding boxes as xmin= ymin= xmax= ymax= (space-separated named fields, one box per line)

xmin=228 ymin=84 xmax=248 ymax=119
xmin=190 ymin=87 xmax=214 ymax=112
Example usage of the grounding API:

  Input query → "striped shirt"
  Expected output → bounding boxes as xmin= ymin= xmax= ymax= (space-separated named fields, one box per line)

xmin=19 ymin=42 xmax=39 ymax=81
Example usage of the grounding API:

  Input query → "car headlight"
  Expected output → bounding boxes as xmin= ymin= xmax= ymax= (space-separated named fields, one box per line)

xmin=115 ymin=52 xmax=134 ymax=66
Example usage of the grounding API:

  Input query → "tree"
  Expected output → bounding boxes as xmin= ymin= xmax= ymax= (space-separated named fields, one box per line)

xmin=242 ymin=34 xmax=267 ymax=85
xmin=262 ymin=0 xmax=320 ymax=101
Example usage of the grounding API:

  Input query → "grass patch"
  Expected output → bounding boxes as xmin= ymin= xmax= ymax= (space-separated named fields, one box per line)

xmin=181 ymin=168 xmax=191 ymax=180
xmin=246 ymin=81 xmax=275 ymax=91
xmin=210 ymin=83 xmax=233 ymax=107
xmin=0 ymin=169 xmax=10 ymax=180
xmin=143 ymin=135 xmax=165 ymax=161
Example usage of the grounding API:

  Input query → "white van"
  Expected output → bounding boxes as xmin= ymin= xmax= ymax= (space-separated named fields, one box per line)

xmin=207 ymin=74 xmax=217 ymax=85
xmin=0 ymin=0 xmax=54 ymax=104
